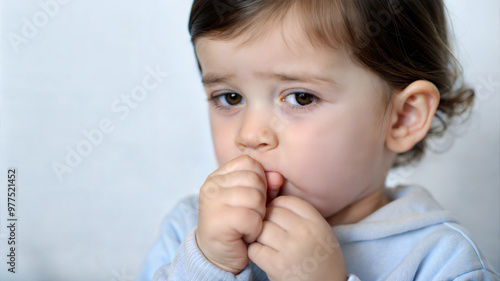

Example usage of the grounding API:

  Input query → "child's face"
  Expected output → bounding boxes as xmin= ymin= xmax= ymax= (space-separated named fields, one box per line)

xmin=195 ymin=21 xmax=395 ymax=223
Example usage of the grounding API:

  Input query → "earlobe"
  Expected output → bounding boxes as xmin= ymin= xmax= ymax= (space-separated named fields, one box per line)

xmin=386 ymin=80 xmax=440 ymax=153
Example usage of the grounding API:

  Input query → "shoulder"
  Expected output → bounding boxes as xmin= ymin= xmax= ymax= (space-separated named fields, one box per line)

xmin=405 ymin=220 xmax=500 ymax=280
xmin=166 ymin=195 xmax=199 ymax=217
xmin=385 ymin=186 xmax=499 ymax=280
xmin=159 ymin=195 xmax=199 ymax=240
xmin=338 ymin=185 xmax=499 ymax=280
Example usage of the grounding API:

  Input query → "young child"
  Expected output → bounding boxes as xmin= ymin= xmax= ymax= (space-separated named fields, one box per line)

xmin=137 ymin=0 xmax=499 ymax=280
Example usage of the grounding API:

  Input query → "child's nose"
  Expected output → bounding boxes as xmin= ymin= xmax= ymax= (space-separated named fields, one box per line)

xmin=235 ymin=110 xmax=278 ymax=152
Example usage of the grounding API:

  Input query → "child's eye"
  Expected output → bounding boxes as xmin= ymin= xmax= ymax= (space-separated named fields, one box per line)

xmin=210 ymin=92 xmax=244 ymax=109
xmin=282 ymin=92 xmax=317 ymax=106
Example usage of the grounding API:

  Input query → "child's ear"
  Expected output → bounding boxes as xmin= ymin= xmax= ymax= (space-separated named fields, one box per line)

xmin=386 ymin=80 xmax=440 ymax=153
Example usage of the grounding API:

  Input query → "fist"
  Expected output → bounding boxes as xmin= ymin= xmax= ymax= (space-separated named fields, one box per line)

xmin=196 ymin=155 xmax=282 ymax=274
xmin=248 ymin=196 xmax=347 ymax=281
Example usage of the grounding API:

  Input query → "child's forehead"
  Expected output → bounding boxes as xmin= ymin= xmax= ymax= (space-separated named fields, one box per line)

xmin=195 ymin=33 xmax=352 ymax=81
xmin=195 ymin=13 xmax=352 ymax=66
xmin=196 ymin=3 xmax=350 ymax=57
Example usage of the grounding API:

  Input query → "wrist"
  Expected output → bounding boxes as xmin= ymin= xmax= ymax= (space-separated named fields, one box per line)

xmin=194 ymin=229 xmax=244 ymax=275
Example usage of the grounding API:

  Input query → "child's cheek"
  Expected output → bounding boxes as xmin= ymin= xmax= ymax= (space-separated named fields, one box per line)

xmin=281 ymin=126 xmax=365 ymax=210
xmin=210 ymin=125 xmax=236 ymax=166
xmin=213 ymin=140 xmax=236 ymax=167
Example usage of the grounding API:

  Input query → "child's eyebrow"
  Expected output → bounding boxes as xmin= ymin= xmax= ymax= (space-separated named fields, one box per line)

xmin=258 ymin=72 xmax=338 ymax=86
xmin=201 ymin=73 xmax=235 ymax=86
xmin=201 ymin=72 xmax=337 ymax=87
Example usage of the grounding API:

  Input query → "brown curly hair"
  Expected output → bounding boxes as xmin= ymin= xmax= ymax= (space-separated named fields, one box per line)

xmin=188 ymin=0 xmax=475 ymax=167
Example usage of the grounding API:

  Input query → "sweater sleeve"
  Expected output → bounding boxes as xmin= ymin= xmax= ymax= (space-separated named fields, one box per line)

xmin=153 ymin=228 xmax=253 ymax=280
xmin=135 ymin=196 xmax=254 ymax=281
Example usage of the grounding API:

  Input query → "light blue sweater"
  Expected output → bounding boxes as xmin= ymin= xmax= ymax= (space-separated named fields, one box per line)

xmin=136 ymin=186 xmax=499 ymax=280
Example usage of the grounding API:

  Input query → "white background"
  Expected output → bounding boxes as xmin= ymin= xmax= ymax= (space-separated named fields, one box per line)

xmin=0 ymin=0 xmax=498 ymax=280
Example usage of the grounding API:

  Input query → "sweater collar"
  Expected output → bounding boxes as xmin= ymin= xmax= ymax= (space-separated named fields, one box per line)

xmin=333 ymin=185 xmax=457 ymax=243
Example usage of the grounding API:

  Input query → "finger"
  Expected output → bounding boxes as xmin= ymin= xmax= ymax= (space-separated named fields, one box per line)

xmin=220 ymin=186 xmax=266 ymax=218
xmin=200 ymin=170 xmax=268 ymax=207
xmin=211 ymin=155 xmax=266 ymax=181
xmin=225 ymin=207 xmax=263 ymax=244
xmin=211 ymin=170 xmax=267 ymax=193
xmin=264 ymin=205 xmax=303 ymax=232
xmin=247 ymin=242 xmax=281 ymax=273
xmin=255 ymin=221 xmax=287 ymax=250
xmin=265 ymin=171 xmax=283 ymax=205
xmin=269 ymin=195 xmax=322 ymax=220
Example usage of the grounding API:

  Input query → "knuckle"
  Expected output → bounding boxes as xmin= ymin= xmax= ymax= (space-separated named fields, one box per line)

xmin=213 ymin=174 xmax=229 ymax=186
xmin=248 ymin=188 xmax=265 ymax=206
xmin=297 ymin=226 xmax=314 ymax=238
xmin=200 ymin=182 xmax=220 ymax=199
xmin=244 ymin=171 xmax=263 ymax=185
xmin=235 ymin=208 xmax=259 ymax=225
xmin=239 ymin=154 xmax=255 ymax=164
xmin=229 ymin=154 xmax=253 ymax=170
xmin=246 ymin=211 xmax=263 ymax=232
xmin=224 ymin=158 xmax=239 ymax=171
xmin=239 ymin=154 xmax=261 ymax=170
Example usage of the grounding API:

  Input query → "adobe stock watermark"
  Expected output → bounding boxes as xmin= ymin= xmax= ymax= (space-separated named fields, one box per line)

xmin=282 ymin=234 xmax=341 ymax=281
xmin=8 ymin=0 xmax=73 ymax=54
xmin=429 ymin=131 xmax=457 ymax=153
xmin=473 ymin=73 xmax=500 ymax=110
xmin=110 ymin=267 xmax=134 ymax=281
xmin=52 ymin=65 xmax=169 ymax=182
xmin=269 ymin=113 xmax=290 ymax=134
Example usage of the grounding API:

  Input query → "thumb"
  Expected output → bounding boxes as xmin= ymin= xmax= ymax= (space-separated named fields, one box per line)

xmin=265 ymin=171 xmax=283 ymax=205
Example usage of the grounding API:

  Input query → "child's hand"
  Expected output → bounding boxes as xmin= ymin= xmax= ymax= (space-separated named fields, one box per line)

xmin=196 ymin=155 xmax=276 ymax=274
xmin=248 ymin=196 xmax=347 ymax=281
